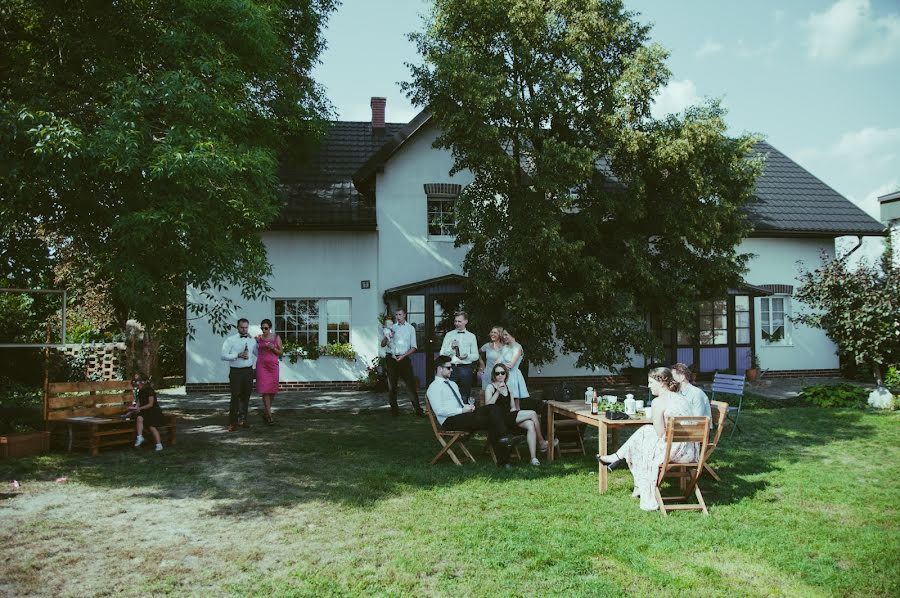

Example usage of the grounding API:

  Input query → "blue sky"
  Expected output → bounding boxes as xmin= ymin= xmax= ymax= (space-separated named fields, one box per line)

xmin=314 ymin=0 xmax=899 ymax=259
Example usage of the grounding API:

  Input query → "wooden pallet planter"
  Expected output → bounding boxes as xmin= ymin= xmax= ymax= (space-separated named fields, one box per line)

xmin=0 ymin=431 xmax=51 ymax=459
xmin=45 ymin=380 xmax=177 ymax=456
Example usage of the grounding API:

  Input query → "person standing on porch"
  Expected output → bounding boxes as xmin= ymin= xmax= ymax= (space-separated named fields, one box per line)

xmin=439 ymin=311 xmax=479 ymax=404
xmin=381 ymin=308 xmax=425 ymax=417
xmin=220 ymin=318 xmax=258 ymax=432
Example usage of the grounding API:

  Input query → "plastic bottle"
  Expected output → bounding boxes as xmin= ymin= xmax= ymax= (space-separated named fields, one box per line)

xmin=585 ymin=387 xmax=593 ymax=404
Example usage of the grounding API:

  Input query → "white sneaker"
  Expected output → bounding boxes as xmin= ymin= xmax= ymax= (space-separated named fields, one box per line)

xmin=530 ymin=457 xmax=540 ymax=466
xmin=134 ymin=436 xmax=144 ymax=447
xmin=154 ymin=443 xmax=163 ymax=452
xmin=539 ymin=438 xmax=560 ymax=452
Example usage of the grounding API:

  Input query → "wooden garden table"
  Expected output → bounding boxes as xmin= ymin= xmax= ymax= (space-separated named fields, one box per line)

xmin=546 ymin=400 xmax=651 ymax=494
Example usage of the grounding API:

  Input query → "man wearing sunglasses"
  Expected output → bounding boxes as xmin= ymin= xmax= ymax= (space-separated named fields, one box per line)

xmin=439 ymin=311 xmax=478 ymax=405
xmin=427 ymin=355 xmax=512 ymax=467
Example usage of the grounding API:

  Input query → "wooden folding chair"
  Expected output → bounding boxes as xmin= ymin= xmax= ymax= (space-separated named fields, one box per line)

xmin=554 ymin=418 xmax=585 ymax=455
xmin=424 ymin=396 xmax=476 ymax=465
xmin=711 ymin=372 xmax=746 ymax=438
xmin=702 ymin=400 xmax=729 ymax=482
xmin=654 ymin=416 xmax=711 ymax=517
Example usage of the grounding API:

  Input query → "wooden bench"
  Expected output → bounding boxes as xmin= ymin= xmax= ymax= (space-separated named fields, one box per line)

xmin=45 ymin=381 xmax=177 ymax=456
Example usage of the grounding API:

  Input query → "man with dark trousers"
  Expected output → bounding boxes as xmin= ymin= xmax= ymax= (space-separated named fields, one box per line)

xmin=439 ymin=311 xmax=478 ymax=404
xmin=220 ymin=318 xmax=258 ymax=431
xmin=427 ymin=355 xmax=512 ymax=467
xmin=381 ymin=308 xmax=425 ymax=417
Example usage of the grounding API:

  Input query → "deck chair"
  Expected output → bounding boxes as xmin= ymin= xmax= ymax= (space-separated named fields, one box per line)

xmin=654 ymin=416 xmax=711 ymax=517
xmin=710 ymin=372 xmax=745 ymax=438
xmin=423 ymin=396 xmax=476 ymax=465
xmin=702 ymin=400 xmax=729 ymax=482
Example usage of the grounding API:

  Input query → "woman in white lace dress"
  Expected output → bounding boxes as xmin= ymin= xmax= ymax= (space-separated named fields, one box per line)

xmin=598 ymin=366 xmax=699 ymax=511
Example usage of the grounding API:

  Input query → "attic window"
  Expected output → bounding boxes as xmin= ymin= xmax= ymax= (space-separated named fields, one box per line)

xmin=425 ymin=183 xmax=461 ymax=237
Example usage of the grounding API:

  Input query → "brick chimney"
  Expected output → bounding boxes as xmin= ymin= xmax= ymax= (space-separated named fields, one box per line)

xmin=370 ymin=97 xmax=386 ymax=131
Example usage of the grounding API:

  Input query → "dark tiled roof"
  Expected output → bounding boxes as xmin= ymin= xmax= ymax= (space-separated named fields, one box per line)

xmin=274 ymin=121 xmax=405 ymax=230
xmin=748 ymin=141 xmax=884 ymax=236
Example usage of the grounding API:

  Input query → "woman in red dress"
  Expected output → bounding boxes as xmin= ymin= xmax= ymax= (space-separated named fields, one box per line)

xmin=255 ymin=319 xmax=283 ymax=425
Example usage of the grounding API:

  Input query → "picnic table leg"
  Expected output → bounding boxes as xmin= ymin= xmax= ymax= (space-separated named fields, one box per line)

xmin=547 ymin=406 xmax=556 ymax=463
xmin=67 ymin=424 xmax=73 ymax=452
xmin=598 ymin=420 xmax=609 ymax=494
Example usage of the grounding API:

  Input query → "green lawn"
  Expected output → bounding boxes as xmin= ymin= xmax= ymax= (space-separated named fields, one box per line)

xmin=2 ymin=404 xmax=898 ymax=597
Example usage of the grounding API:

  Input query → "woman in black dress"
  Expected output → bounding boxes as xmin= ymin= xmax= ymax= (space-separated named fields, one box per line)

xmin=484 ymin=363 xmax=551 ymax=465
xmin=132 ymin=372 xmax=165 ymax=452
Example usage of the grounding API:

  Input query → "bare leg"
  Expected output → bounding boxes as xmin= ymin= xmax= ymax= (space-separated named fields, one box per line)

xmin=518 ymin=419 xmax=537 ymax=459
xmin=516 ymin=410 xmax=546 ymax=446
xmin=263 ymin=395 xmax=273 ymax=418
xmin=149 ymin=426 xmax=161 ymax=444
xmin=136 ymin=415 xmax=144 ymax=437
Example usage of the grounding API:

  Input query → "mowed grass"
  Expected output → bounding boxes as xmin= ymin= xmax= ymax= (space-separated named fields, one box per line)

xmin=1 ymin=404 xmax=898 ymax=597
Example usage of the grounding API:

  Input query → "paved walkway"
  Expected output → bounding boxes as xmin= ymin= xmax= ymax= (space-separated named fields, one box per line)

xmin=158 ymin=376 xmax=872 ymax=414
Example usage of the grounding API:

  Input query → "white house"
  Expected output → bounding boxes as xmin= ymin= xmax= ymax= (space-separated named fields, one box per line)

xmin=185 ymin=98 xmax=886 ymax=392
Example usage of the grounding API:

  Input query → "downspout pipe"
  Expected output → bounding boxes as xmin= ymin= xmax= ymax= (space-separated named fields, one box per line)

xmin=837 ymin=236 xmax=863 ymax=263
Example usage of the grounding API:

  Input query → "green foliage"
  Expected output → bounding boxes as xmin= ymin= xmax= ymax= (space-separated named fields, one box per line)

xmin=800 ymin=383 xmax=869 ymax=409
xmin=794 ymin=252 xmax=900 ymax=385
xmin=358 ymin=356 xmax=388 ymax=390
xmin=404 ymin=0 xmax=761 ymax=368
xmin=322 ymin=342 xmax=357 ymax=361
xmin=885 ymin=366 xmax=899 ymax=388
xmin=1 ymin=1 xmax=336 ymax=341
xmin=282 ymin=340 xmax=321 ymax=364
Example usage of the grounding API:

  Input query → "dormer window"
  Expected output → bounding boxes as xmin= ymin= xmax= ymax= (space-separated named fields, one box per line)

xmin=425 ymin=183 xmax=461 ymax=238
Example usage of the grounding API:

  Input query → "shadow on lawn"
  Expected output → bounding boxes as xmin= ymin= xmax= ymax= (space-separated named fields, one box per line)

xmin=1 ymin=410 xmax=585 ymax=518
xmin=698 ymin=406 xmax=874 ymax=507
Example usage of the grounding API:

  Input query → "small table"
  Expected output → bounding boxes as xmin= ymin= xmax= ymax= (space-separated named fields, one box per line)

xmin=546 ymin=400 xmax=651 ymax=494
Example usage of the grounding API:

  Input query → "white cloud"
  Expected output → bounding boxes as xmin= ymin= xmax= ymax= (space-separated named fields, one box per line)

xmin=737 ymin=39 xmax=780 ymax=59
xmin=806 ymin=0 xmax=900 ymax=66
xmin=832 ymin=126 xmax=900 ymax=166
xmin=695 ymin=40 xmax=723 ymax=57
xmin=652 ymin=79 xmax=700 ymax=118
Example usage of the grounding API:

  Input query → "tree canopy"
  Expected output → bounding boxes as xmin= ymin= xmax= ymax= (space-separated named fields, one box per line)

xmin=405 ymin=0 xmax=762 ymax=369
xmin=0 ymin=0 xmax=336 ymax=350
xmin=794 ymin=251 xmax=899 ymax=386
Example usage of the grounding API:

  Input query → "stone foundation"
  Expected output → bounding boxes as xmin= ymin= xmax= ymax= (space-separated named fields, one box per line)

xmin=186 ymin=380 xmax=362 ymax=393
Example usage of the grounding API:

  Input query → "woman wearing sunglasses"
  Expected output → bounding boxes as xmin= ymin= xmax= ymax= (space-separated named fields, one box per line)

xmin=255 ymin=318 xmax=283 ymax=425
xmin=485 ymin=363 xmax=555 ymax=465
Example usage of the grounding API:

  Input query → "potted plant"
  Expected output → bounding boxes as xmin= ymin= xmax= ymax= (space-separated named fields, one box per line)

xmin=746 ymin=352 xmax=760 ymax=382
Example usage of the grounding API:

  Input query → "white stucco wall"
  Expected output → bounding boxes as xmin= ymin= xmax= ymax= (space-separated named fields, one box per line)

xmin=741 ymin=237 xmax=839 ymax=372
xmin=376 ymin=123 xmax=474 ymax=294
xmin=186 ymin=231 xmax=379 ymax=384
xmin=530 ymin=237 xmax=842 ymax=377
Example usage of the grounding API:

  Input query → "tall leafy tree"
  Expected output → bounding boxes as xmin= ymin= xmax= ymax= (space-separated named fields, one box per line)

xmin=794 ymin=251 xmax=899 ymax=386
xmin=405 ymin=0 xmax=762 ymax=369
xmin=1 ymin=0 xmax=336 ymax=376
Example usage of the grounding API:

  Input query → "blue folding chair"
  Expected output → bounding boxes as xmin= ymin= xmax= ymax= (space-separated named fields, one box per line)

xmin=710 ymin=373 xmax=746 ymax=438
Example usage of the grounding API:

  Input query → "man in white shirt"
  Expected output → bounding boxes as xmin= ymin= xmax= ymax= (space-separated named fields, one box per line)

xmin=381 ymin=308 xmax=424 ymax=417
xmin=672 ymin=363 xmax=712 ymax=418
xmin=427 ymin=356 xmax=511 ymax=467
xmin=220 ymin=318 xmax=258 ymax=431
xmin=439 ymin=311 xmax=478 ymax=405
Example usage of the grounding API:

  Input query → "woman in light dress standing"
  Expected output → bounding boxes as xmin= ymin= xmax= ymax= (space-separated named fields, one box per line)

xmin=478 ymin=326 xmax=505 ymax=390
xmin=499 ymin=328 xmax=529 ymax=399
xmin=598 ymin=366 xmax=699 ymax=511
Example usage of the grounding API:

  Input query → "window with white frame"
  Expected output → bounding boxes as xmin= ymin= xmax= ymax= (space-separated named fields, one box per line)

xmin=274 ymin=298 xmax=351 ymax=345
xmin=760 ymin=295 xmax=792 ymax=346
xmin=425 ymin=183 xmax=461 ymax=237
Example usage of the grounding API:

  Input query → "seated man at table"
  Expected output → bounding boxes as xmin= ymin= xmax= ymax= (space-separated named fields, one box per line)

xmin=427 ymin=355 xmax=513 ymax=467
